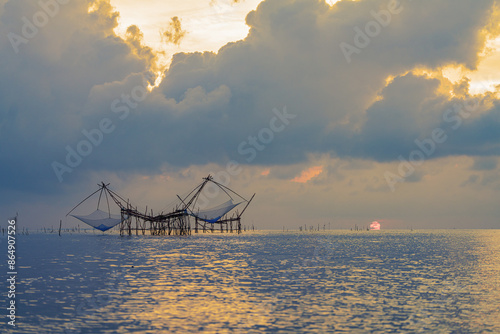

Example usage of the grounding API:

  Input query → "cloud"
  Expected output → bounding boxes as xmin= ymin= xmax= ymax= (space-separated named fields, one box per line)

xmin=210 ymin=0 xmax=245 ymax=6
xmin=2 ymin=0 xmax=500 ymax=200
xmin=160 ymin=16 xmax=187 ymax=46
xmin=472 ymin=157 xmax=498 ymax=170
xmin=0 ymin=0 xmax=152 ymax=192
xmin=291 ymin=165 xmax=323 ymax=183
xmin=461 ymin=174 xmax=480 ymax=187
xmin=125 ymin=24 xmax=159 ymax=72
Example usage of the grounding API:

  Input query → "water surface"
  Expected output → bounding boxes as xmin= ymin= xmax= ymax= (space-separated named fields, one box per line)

xmin=2 ymin=229 xmax=499 ymax=333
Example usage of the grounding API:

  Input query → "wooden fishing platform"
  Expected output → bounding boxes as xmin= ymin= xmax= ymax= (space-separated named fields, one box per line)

xmin=67 ymin=175 xmax=255 ymax=236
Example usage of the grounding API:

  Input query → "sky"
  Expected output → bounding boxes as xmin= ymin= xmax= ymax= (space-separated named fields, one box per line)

xmin=1 ymin=0 xmax=500 ymax=230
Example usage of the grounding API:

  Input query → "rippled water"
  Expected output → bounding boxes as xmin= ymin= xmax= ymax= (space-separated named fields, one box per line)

xmin=2 ymin=230 xmax=499 ymax=333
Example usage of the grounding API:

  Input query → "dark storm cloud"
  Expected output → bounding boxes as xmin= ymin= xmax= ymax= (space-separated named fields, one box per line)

xmin=1 ymin=0 xmax=500 ymax=196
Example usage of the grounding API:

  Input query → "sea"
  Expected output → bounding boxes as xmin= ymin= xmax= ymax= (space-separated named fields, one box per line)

xmin=1 ymin=229 xmax=499 ymax=333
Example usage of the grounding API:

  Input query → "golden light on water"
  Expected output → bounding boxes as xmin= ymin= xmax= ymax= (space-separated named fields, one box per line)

xmin=16 ymin=231 xmax=500 ymax=332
